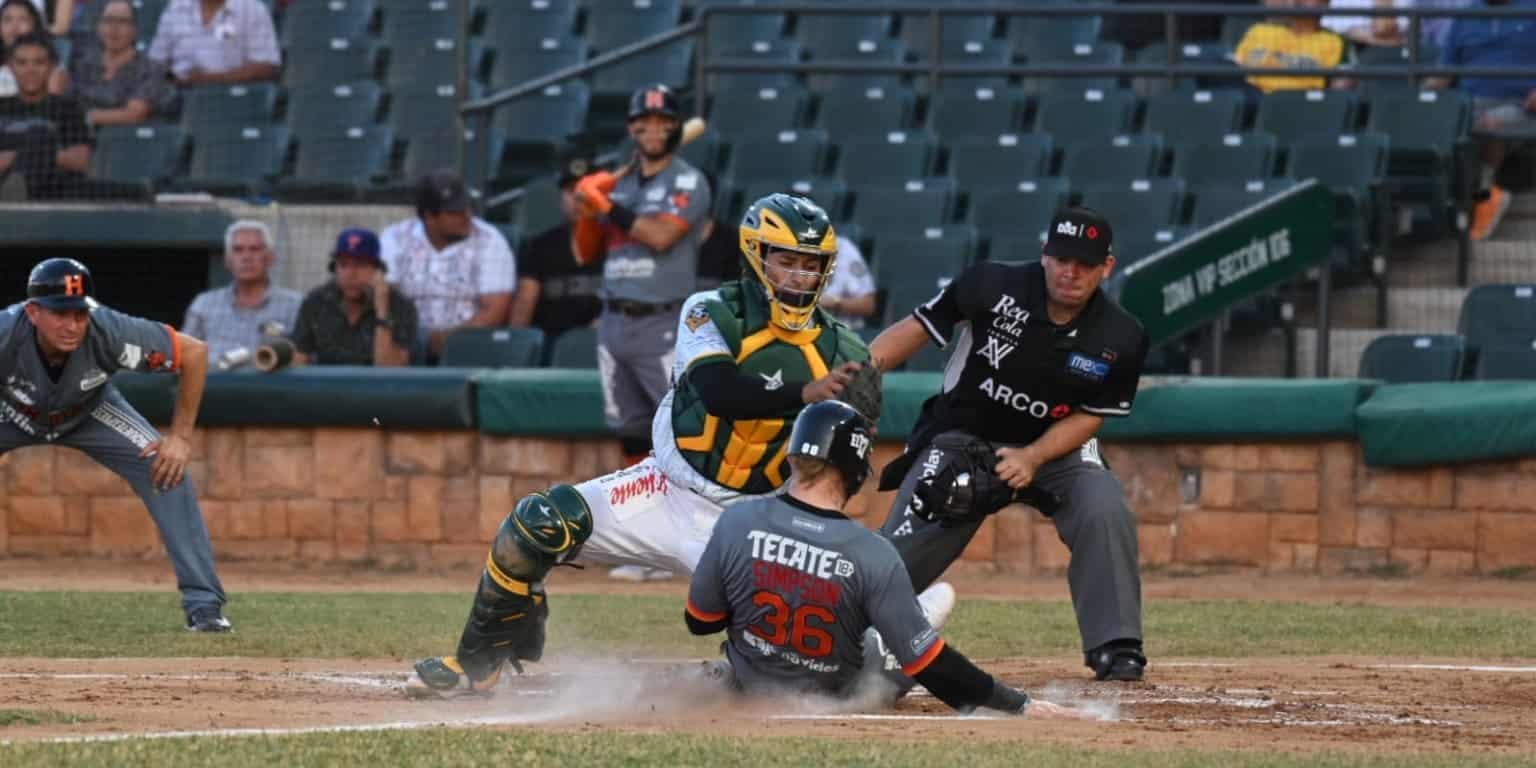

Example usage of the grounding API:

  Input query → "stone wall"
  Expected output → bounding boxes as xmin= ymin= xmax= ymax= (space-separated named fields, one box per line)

xmin=2 ymin=429 xmax=1533 ymax=574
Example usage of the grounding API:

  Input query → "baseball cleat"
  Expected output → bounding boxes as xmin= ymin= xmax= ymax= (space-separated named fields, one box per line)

xmin=917 ymin=582 xmax=956 ymax=632
xmin=185 ymin=607 xmax=233 ymax=633
xmin=406 ymin=656 xmax=502 ymax=699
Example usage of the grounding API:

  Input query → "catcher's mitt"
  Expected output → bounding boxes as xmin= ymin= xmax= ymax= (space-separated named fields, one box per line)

xmin=911 ymin=433 xmax=1062 ymax=527
xmin=838 ymin=362 xmax=883 ymax=424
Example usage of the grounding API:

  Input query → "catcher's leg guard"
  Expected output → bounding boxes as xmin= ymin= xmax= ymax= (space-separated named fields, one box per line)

xmin=411 ymin=486 xmax=592 ymax=696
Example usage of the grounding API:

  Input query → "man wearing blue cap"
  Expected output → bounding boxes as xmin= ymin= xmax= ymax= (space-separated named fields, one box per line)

xmin=288 ymin=228 xmax=418 ymax=367
xmin=0 ymin=257 xmax=231 ymax=632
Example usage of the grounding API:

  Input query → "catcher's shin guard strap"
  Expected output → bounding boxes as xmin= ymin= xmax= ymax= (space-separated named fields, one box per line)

xmin=455 ymin=569 xmax=549 ymax=680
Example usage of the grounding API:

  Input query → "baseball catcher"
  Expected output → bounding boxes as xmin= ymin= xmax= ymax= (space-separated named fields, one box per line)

xmin=685 ymin=400 xmax=1091 ymax=719
xmin=409 ymin=193 xmax=945 ymax=696
xmin=0 ymin=258 xmax=230 ymax=631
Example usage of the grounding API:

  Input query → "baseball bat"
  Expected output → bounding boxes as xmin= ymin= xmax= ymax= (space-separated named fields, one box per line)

xmin=611 ymin=116 xmax=707 ymax=181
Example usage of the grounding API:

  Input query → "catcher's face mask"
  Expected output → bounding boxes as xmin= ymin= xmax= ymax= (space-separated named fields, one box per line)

xmin=739 ymin=193 xmax=838 ymax=331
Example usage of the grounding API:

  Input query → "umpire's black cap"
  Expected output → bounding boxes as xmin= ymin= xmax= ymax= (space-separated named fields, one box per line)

xmin=27 ymin=258 xmax=97 ymax=311
xmin=1043 ymin=207 xmax=1113 ymax=265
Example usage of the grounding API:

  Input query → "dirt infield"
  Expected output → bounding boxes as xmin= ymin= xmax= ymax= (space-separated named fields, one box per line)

xmin=2 ymin=559 xmax=1534 ymax=755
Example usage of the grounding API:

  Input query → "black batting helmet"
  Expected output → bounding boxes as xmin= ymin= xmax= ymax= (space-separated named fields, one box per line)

xmin=787 ymin=400 xmax=874 ymax=499
xmin=27 ymin=258 xmax=96 ymax=311
xmin=628 ymin=84 xmax=682 ymax=152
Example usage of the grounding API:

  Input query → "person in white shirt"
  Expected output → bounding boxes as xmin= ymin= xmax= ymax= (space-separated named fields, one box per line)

xmin=146 ymin=0 xmax=278 ymax=86
xmin=1322 ymin=0 xmax=1412 ymax=46
xmin=379 ymin=169 xmax=517 ymax=363
xmin=819 ymin=235 xmax=878 ymax=330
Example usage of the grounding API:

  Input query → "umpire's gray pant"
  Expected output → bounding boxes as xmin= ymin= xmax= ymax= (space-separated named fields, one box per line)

xmin=597 ymin=309 xmax=677 ymax=440
xmin=0 ymin=387 xmax=226 ymax=615
xmin=878 ymin=431 xmax=1142 ymax=653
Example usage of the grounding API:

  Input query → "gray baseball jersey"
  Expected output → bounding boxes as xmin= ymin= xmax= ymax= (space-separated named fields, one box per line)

xmin=600 ymin=156 xmax=712 ymax=304
xmin=687 ymin=494 xmax=945 ymax=695
xmin=0 ymin=302 xmax=181 ymax=441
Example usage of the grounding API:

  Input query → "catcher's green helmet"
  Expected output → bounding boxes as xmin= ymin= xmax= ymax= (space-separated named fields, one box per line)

xmin=738 ymin=193 xmax=838 ymax=331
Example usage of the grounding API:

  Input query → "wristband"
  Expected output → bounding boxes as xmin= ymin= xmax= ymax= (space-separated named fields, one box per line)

xmin=608 ymin=203 xmax=637 ymax=231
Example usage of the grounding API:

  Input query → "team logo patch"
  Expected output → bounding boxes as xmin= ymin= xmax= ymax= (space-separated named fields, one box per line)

xmin=1066 ymin=352 xmax=1110 ymax=382
xmin=147 ymin=351 xmax=168 ymax=371
xmin=684 ymin=304 xmax=711 ymax=332
xmin=760 ymin=369 xmax=784 ymax=391
xmin=118 ymin=343 xmax=142 ymax=369
xmin=79 ymin=369 xmax=109 ymax=391
xmin=671 ymin=192 xmax=691 ymax=210
xmin=977 ymin=335 xmax=1016 ymax=370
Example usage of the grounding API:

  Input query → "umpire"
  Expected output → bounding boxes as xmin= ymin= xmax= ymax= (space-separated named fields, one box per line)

xmin=572 ymin=84 xmax=712 ymax=466
xmin=867 ymin=207 xmax=1151 ymax=681
xmin=0 ymin=259 xmax=230 ymax=632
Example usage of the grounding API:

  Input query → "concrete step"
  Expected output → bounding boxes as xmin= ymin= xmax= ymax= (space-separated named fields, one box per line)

xmin=1467 ymin=240 xmax=1536 ymax=285
xmin=1492 ymin=218 xmax=1536 ymax=242
xmin=1291 ymin=285 xmax=1467 ymax=331
xmin=1215 ymin=327 xmax=1446 ymax=379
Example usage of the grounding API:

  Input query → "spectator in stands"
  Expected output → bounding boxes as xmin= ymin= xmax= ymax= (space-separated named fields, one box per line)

xmin=820 ymin=235 xmax=878 ymax=330
xmin=509 ymin=154 xmax=603 ymax=342
xmin=146 ymin=0 xmax=279 ymax=86
xmin=183 ymin=220 xmax=303 ymax=364
xmin=56 ymin=0 xmax=173 ymax=125
xmin=1 ymin=0 xmax=64 ymax=96
xmin=289 ymin=228 xmax=417 ymax=367
xmin=0 ymin=33 xmax=89 ymax=200
xmin=1235 ymin=0 xmax=1354 ymax=92
xmin=1429 ymin=0 xmax=1536 ymax=241
xmin=380 ymin=169 xmax=516 ymax=364
xmin=694 ymin=172 xmax=740 ymax=290
xmin=1323 ymin=0 xmax=1411 ymax=47
xmin=22 ymin=0 xmax=75 ymax=35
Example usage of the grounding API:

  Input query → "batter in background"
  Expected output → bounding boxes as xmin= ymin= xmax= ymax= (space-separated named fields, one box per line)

xmin=572 ymin=84 xmax=711 ymax=468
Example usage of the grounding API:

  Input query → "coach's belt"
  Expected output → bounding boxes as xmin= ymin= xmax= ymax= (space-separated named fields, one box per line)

xmin=604 ymin=299 xmax=682 ymax=317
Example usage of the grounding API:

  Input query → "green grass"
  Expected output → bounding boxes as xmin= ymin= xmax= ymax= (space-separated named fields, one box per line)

xmin=3 ymin=729 xmax=1531 ymax=768
xmin=0 ymin=709 xmax=94 ymax=728
xmin=1 ymin=591 xmax=1533 ymax=660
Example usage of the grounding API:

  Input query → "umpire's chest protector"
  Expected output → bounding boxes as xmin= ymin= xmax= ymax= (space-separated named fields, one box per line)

xmin=671 ymin=282 xmax=868 ymax=494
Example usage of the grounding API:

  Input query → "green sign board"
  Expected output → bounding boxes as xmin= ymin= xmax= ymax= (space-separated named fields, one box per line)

xmin=1116 ymin=180 xmax=1334 ymax=345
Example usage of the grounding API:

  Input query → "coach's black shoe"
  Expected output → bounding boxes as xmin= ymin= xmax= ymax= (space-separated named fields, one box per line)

xmin=1087 ymin=640 xmax=1146 ymax=682
xmin=186 ymin=607 xmax=233 ymax=633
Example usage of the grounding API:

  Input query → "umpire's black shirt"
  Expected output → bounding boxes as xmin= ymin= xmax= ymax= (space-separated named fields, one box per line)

xmin=909 ymin=260 xmax=1149 ymax=448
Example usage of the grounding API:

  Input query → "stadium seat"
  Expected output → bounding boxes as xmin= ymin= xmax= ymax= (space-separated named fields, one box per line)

xmin=1285 ymin=133 xmax=1391 ymax=269
xmin=901 ymin=11 xmax=998 ymax=59
xmin=679 ymin=130 xmax=723 ymax=177
xmin=795 ymin=12 xmax=893 ymax=58
xmin=1170 ymin=132 xmax=1278 ymax=186
xmin=707 ymin=40 xmax=803 ymax=91
xmin=698 ymin=2 xmax=786 ymax=50
xmin=279 ymin=0 xmax=375 ymax=50
xmin=870 ymin=226 xmax=976 ymax=287
xmin=806 ymin=41 xmax=907 ymax=92
xmin=948 ymin=132 xmax=1054 ymax=190
xmin=1189 ymin=178 xmax=1298 ymax=227
xmin=916 ymin=41 xmax=1013 ymax=94
xmin=926 ymin=84 xmax=1025 ymax=143
xmin=89 ymin=124 xmax=187 ymax=198
xmin=587 ymin=0 xmax=683 ymax=51
xmin=286 ymin=81 xmax=383 ymax=142
xmin=1076 ymin=178 xmax=1187 ymax=235
xmin=370 ymin=126 xmax=503 ymax=203
xmin=1255 ymin=89 xmax=1359 ymax=146
xmin=387 ymin=37 xmax=485 ymax=91
xmin=968 ymin=178 xmax=1072 ymax=238
xmin=1472 ymin=338 xmax=1536 ymax=380
xmin=590 ymin=39 xmax=694 ymax=95
xmin=814 ymin=84 xmax=917 ymax=141
xmin=1356 ymin=44 xmax=1441 ymax=98
xmin=1023 ymin=43 xmax=1125 ymax=94
xmin=548 ymin=326 xmax=599 ymax=369
xmin=1031 ymin=88 xmax=1138 ymax=145
xmin=849 ymin=178 xmax=955 ymax=236
xmin=1132 ymin=43 xmax=1246 ymax=96
xmin=737 ymin=177 xmax=849 ymax=220
xmin=282 ymin=36 xmax=380 ymax=91
xmin=882 ymin=274 xmax=952 ymax=327
xmin=1114 ymin=226 xmax=1188 ymax=269
xmin=1459 ymin=284 xmax=1536 ymax=353
xmin=708 ymin=84 xmax=810 ymax=138
xmin=1220 ymin=16 xmax=1258 ymax=49
xmin=988 ymin=234 xmax=1046 ymax=263
xmin=481 ymin=0 xmax=578 ymax=51
xmin=176 ymin=125 xmax=290 ymax=197
xmin=490 ymin=81 xmax=589 ymax=149
xmin=1365 ymin=89 xmax=1473 ymax=239
xmin=1007 ymin=12 xmax=1102 ymax=56
xmin=440 ymin=327 xmax=547 ymax=368
xmin=275 ymin=125 xmax=393 ymax=202
xmin=379 ymin=0 xmax=464 ymax=49
xmin=510 ymin=175 xmax=565 ymax=238
xmin=725 ymin=129 xmax=829 ymax=185
xmin=1143 ymin=90 xmax=1247 ymax=146
xmin=179 ymin=84 xmax=278 ymax=135
xmin=836 ymin=131 xmax=937 ymax=184
xmin=388 ymin=81 xmax=484 ymax=140
xmin=488 ymin=36 xmax=588 ymax=90
xmin=1060 ymin=134 xmax=1164 ymax=183
xmin=1357 ymin=334 xmax=1466 ymax=383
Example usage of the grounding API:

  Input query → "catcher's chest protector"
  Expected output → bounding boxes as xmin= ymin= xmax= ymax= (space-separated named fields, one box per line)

xmin=672 ymin=282 xmax=868 ymax=494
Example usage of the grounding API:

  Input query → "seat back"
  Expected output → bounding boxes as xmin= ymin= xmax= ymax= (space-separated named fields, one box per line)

xmin=90 ymin=124 xmax=186 ymax=184
xmin=1255 ymin=89 xmax=1358 ymax=145
xmin=948 ymin=132 xmax=1053 ymax=189
xmin=286 ymin=81 xmax=383 ymax=142
xmin=1357 ymin=334 xmax=1466 ymax=383
xmin=548 ymin=326 xmax=599 ymax=369
xmin=1171 ymin=133 xmax=1278 ymax=187
xmin=836 ymin=131 xmax=937 ymax=184
xmin=1031 ymin=88 xmax=1137 ymax=144
xmin=1060 ymin=134 xmax=1164 ymax=183
xmin=1459 ymin=284 xmax=1536 ymax=352
xmin=1143 ymin=89 xmax=1246 ymax=145
xmin=440 ymin=327 xmax=547 ymax=368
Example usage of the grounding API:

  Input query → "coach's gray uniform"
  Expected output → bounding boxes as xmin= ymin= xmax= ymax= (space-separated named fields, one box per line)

xmin=688 ymin=495 xmax=944 ymax=697
xmin=0 ymin=302 xmax=226 ymax=614
xmin=596 ymin=157 xmax=712 ymax=441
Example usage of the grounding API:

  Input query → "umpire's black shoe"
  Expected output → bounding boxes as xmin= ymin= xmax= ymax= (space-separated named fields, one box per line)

xmin=1087 ymin=641 xmax=1146 ymax=682
xmin=186 ymin=607 xmax=233 ymax=633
